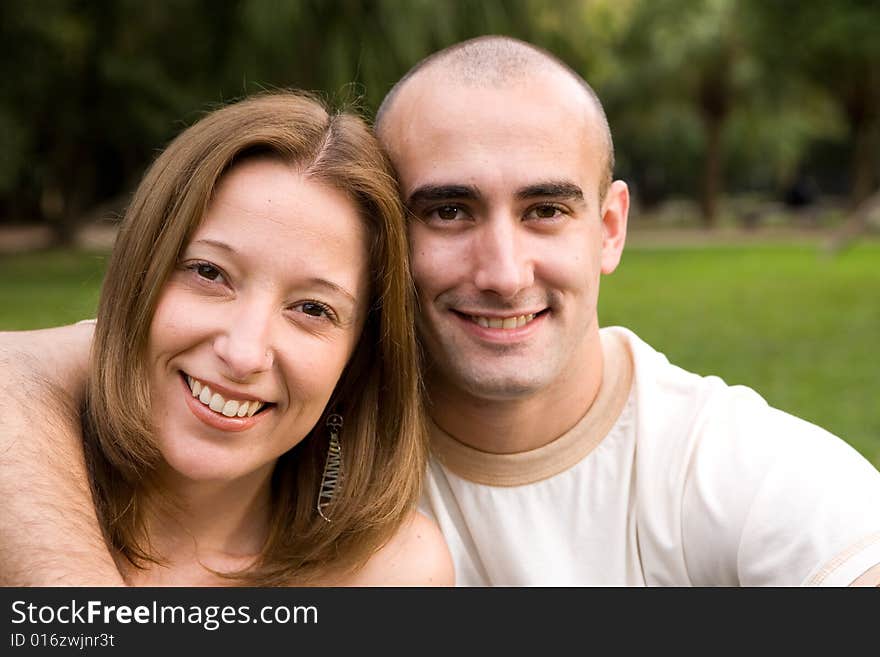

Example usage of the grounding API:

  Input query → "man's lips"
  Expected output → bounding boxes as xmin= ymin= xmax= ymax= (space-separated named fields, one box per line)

xmin=450 ymin=309 xmax=549 ymax=341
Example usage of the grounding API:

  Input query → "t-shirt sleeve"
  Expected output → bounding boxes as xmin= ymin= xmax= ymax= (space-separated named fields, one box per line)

xmin=681 ymin=386 xmax=880 ymax=586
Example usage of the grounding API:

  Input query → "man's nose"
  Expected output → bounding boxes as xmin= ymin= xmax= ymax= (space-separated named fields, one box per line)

xmin=472 ymin=219 xmax=534 ymax=299
xmin=212 ymin=303 xmax=274 ymax=380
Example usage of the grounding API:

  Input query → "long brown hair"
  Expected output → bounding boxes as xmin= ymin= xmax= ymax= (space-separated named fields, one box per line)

xmin=83 ymin=90 xmax=425 ymax=585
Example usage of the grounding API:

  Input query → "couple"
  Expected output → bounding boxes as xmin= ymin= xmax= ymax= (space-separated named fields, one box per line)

xmin=3 ymin=36 xmax=880 ymax=587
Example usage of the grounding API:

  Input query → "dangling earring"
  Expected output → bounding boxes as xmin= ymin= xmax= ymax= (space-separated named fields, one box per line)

xmin=317 ymin=413 xmax=344 ymax=522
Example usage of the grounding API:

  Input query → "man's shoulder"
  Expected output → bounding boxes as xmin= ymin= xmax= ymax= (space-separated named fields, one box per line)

xmin=603 ymin=325 xmax=749 ymax=430
xmin=606 ymin=329 xmax=880 ymax=586
xmin=601 ymin=325 xmax=721 ymax=397
xmin=603 ymin=325 xmax=855 ymax=466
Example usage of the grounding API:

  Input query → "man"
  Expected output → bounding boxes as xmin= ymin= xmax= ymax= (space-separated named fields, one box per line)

xmin=3 ymin=36 xmax=880 ymax=586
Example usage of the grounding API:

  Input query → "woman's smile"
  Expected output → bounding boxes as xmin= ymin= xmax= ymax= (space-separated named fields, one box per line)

xmin=183 ymin=372 xmax=269 ymax=417
xmin=178 ymin=372 xmax=271 ymax=432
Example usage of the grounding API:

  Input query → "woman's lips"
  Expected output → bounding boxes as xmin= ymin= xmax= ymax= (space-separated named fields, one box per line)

xmin=179 ymin=373 xmax=269 ymax=433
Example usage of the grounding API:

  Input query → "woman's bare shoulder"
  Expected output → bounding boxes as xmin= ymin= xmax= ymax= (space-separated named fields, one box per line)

xmin=342 ymin=511 xmax=454 ymax=587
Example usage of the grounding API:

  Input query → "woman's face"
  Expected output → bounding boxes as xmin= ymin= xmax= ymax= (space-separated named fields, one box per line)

xmin=147 ymin=157 xmax=370 ymax=484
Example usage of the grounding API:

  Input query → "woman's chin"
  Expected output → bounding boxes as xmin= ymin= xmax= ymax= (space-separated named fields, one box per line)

xmin=154 ymin=440 xmax=272 ymax=488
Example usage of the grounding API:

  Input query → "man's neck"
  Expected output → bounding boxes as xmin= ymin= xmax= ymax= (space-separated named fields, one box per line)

xmin=427 ymin=332 xmax=604 ymax=454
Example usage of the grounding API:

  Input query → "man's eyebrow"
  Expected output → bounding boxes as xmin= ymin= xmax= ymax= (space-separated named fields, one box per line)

xmin=406 ymin=184 xmax=480 ymax=206
xmin=515 ymin=181 xmax=584 ymax=201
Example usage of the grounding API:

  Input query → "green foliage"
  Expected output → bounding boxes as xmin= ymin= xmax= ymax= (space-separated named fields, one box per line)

xmin=1 ymin=0 xmax=877 ymax=231
xmin=747 ymin=0 xmax=880 ymax=203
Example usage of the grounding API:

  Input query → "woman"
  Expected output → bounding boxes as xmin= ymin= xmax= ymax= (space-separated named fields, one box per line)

xmin=81 ymin=91 xmax=452 ymax=586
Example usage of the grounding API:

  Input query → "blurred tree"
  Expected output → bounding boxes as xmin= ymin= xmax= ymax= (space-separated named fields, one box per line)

xmin=0 ymin=0 xmax=242 ymax=244
xmin=2 ymin=0 xmax=875 ymax=240
xmin=610 ymin=0 xmax=757 ymax=226
xmin=748 ymin=0 xmax=880 ymax=246
xmin=0 ymin=0 xmax=541 ymax=242
xmin=749 ymin=0 xmax=880 ymax=209
xmin=229 ymin=0 xmax=537 ymax=112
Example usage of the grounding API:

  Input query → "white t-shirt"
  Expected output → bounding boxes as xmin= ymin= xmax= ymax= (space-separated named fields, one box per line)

xmin=420 ymin=326 xmax=880 ymax=586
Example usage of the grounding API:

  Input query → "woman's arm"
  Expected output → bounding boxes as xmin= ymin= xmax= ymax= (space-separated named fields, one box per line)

xmin=0 ymin=323 xmax=125 ymax=585
xmin=345 ymin=511 xmax=455 ymax=586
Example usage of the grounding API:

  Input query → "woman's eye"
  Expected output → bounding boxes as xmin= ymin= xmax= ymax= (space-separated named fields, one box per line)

xmin=297 ymin=301 xmax=335 ymax=320
xmin=194 ymin=262 xmax=222 ymax=281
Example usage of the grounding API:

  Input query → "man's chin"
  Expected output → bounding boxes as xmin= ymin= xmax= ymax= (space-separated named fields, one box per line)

xmin=433 ymin=365 xmax=549 ymax=401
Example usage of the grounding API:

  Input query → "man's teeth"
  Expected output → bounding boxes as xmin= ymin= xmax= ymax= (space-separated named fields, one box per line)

xmin=186 ymin=375 xmax=263 ymax=417
xmin=470 ymin=313 xmax=536 ymax=329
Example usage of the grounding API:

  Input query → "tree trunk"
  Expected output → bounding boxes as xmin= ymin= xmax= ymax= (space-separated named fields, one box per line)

xmin=700 ymin=114 xmax=723 ymax=228
xmin=827 ymin=108 xmax=880 ymax=253
xmin=849 ymin=120 xmax=878 ymax=209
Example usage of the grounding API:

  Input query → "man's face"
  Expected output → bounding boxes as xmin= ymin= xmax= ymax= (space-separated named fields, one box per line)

xmin=382 ymin=70 xmax=626 ymax=404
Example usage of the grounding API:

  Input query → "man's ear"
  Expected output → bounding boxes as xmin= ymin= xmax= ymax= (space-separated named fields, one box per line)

xmin=599 ymin=180 xmax=629 ymax=275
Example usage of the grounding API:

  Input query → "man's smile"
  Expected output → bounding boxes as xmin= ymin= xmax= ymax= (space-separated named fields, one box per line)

xmin=448 ymin=308 xmax=550 ymax=342
xmin=464 ymin=312 xmax=538 ymax=329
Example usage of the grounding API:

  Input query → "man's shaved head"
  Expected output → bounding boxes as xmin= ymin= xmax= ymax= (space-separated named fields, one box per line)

xmin=375 ymin=35 xmax=615 ymax=197
xmin=372 ymin=34 xmax=631 ymax=430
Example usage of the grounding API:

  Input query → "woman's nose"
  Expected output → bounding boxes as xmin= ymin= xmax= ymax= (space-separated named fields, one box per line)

xmin=212 ymin=305 xmax=274 ymax=380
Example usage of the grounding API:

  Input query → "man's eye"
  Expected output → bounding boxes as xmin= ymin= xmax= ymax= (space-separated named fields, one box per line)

xmin=529 ymin=204 xmax=564 ymax=220
xmin=435 ymin=206 xmax=460 ymax=221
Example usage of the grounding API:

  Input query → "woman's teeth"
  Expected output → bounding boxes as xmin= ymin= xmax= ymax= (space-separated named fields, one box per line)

xmin=185 ymin=375 xmax=264 ymax=417
xmin=470 ymin=313 xmax=536 ymax=329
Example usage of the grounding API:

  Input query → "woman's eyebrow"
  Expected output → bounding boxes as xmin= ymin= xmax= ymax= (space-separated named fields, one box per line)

xmin=302 ymin=277 xmax=357 ymax=304
xmin=192 ymin=238 xmax=236 ymax=253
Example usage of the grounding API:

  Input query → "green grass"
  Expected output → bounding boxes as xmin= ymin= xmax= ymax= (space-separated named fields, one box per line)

xmin=2 ymin=243 xmax=878 ymax=468
xmin=0 ymin=249 xmax=107 ymax=329
xmin=600 ymin=242 xmax=880 ymax=468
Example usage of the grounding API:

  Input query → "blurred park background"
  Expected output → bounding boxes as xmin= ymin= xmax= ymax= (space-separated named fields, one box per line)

xmin=0 ymin=0 xmax=878 ymax=466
